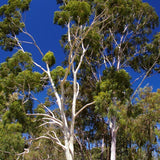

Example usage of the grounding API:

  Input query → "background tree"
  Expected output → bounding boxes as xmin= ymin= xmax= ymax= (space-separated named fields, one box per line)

xmin=66 ymin=0 xmax=160 ymax=159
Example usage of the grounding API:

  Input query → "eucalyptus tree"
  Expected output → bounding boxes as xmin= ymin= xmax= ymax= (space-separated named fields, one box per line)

xmin=130 ymin=87 xmax=160 ymax=160
xmin=56 ymin=0 xmax=160 ymax=159
xmin=0 ymin=0 xmax=111 ymax=160
xmin=0 ymin=0 xmax=160 ymax=160
xmin=69 ymin=0 xmax=160 ymax=159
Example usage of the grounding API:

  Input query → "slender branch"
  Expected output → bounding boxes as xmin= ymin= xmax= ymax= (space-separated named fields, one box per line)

xmin=27 ymin=113 xmax=53 ymax=119
xmin=32 ymin=61 xmax=47 ymax=73
xmin=0 ymin=149 xmax=11 ymax=154
xmin=27 ymin=113 xmax=63 ymax=127
xmin=101 ymin=50 xmax=110 ymax=68
xmin=109 ymin=28 xmax=120 ymax=50
xmin=28 ymin=133 xmax=66 ymax=151
xmin=74 ymin=134 xmax=83 ymax=152
xmin=41 ymin=117 xmax=63 ymax=127
xmin=31 ymin=95 xmax=54 ymax=117
xmin=10 ymin=16 xmax=44 ymax=57
xmin=120 ymin=51 xmax=140 ymax=68
xmin=75 ymin=101 xmax=95 ymax=117
xmin=47 ymin=132 xmax=66 ymax=150
xmin=76 ymin=82 xmax=79 ymax=97
xmin=19 ymin=40 xmax=33 ymax=45
xmin=131 ymin=73 xmax=145 ymax=85
xmin=131 ymin=55 xmax=159 ymax=100
xmin=14 ymin=35 xmax=25 ymax=52
xmin=46 ymin=64 xmax=62 ymax=111
xmin=61 ymin=10 xmax=110 ymax=85
xmin=46 ymin=64 xmax=69 ymax=131
xmin=75 ymin=43 xmax=89 ymax=73
xmin=85 ymin=57 xmax=99 ymax=82
xmin=21 ymin=29 xmax=44 ymax=56
xmin=67 ymin=20 xmax=72 ymax=47
xmin=0 ymin=148 xmax=29 ymax=158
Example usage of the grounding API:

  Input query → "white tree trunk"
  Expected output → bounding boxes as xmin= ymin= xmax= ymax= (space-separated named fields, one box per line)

xmin=101 ymin=138 xmax=105 ymax=160
xmin=110 ymin=117 xmax=117 ymax=160
xmin=65 ymin=136 xmax=74 ymax=160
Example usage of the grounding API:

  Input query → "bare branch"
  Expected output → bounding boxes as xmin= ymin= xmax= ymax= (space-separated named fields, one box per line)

xmin=42 ymin=117 xmax=63 ymax=127
xmin=47 ymin=132 xmax=66 ymax=150
xmin=32 ymin=61 xmax=47 ymax=73
xmin=21 ymin=29 xmax=44 ymax=56
xmin=31 ymin=95 xmax=54 ymax=117
xmin=131 ymin=55 xmax=160 ymax=100
xmin=75 ymin=101 xmax=95 ymax=117
xmin=75 ymin=44 xmax=89 ymax=73
xmin=27 ymin=113 xmax=63 ymax=127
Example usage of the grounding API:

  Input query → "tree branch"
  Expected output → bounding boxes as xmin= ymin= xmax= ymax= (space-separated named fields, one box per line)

xmin=75 ymin=101 xmax=95 ymax=117
xmin=131 ymin=55 xmax=160 ymax=100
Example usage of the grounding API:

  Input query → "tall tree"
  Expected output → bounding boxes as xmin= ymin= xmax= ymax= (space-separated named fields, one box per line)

xmin=0 ymin=0 xmax=160 ymax=160
xmin=130 ymin=87 xmax=160 ymax=160
xmin=69 ymin=0 xmax=160 ymax=159
xmin=0 ymin=0 xmax=111 ymax=159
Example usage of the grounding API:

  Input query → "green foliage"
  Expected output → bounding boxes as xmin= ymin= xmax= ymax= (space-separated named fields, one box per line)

xmin=24 ymin=138 xmax=65 ymax=160
xmin=51 ymin=66 xmax=67 ymax=82
xmin=0 ymin=50 xmax=46 ymax=159
xmin=84 ymin=27 xmax=102 ymax=52
xmin=54 ymin=0 xmax=91 ymax=25
xmin=8 ymin=50 xmax=32 ymax=69
xmin=94 ymin=68 xmax=132 ymax=117
xmin=0 ymin=51 xmax=32 ymax=80
xmin=127 ymin=87 xmax=160 ymax=158
xmin=65 ymin=1 xmax=91 ymax=24
xmin=42 ymin=51 xmax=56 ymax=67
xmin=54 ymin=11 xmax=70 ymax=26
xmin=131 ymin=32 xmax=160 ymax=73
xmin=0 ymin=122 xmax=25 ymax=160
xmin=0 ymin=0 xmax=31 ymax=51
xmin=0 ymin=0 xmax=160 ymax=159
xmin=0 ymin=51 xmax=44 ymax=94
xmin=34 ymin=104 xmax=45 ymax=114
xmin=106 ymin=0 xmax=159 ymax=33
xmin=93 ymin=0 xmax=159 ymax=74
xmin=16 ymin=70 xmax=43 ymax=92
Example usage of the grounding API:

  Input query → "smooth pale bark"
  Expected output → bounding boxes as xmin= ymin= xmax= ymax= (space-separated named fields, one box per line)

xmin=110 ymin=117 xmax=118 ymax=160
xmin=101 ymin=138 xmax=105 ymax=160
xmin=65 ymin=136 xmax=74 ymax=160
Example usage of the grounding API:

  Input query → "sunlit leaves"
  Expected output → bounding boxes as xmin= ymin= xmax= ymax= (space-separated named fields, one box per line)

xmin=94 ymin=68 xmax=132 ymax=119
xmin=54 ymin=0 xmax=91 ymax=25
xmin=0 ymin=0 xmax=31 ymax=51
xmin=128 ymin=87 xmax=160 ymax=155
xmin=8 ymin=50 xmax=32 ymax=70
xmin=65 ymin=1 xmax=91 ymax=24
xmin=84 ymin=27 xmax=101 ymax=52
xmin=54 ymin=11 xmax=70 ymax=27
xmin=16 ymin=70 xmax=43 ymax=92
xmin=51 ymin=66 xmax=66 ymax=81
xmin=0 ymin=122 xmax=24 ymax=159
xmin=42 ymin=51 xmax=56 ymax=67
xmin=0 ymin=51 xmax=43 ymax=93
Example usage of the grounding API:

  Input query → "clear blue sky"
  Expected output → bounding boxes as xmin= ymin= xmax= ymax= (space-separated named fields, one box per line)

xmin=0 ymin=0 xmax=160 ymax=91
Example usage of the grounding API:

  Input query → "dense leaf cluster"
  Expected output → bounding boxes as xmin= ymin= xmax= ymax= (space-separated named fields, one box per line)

xmin=0 ymin=0 xmax=31 ymax=51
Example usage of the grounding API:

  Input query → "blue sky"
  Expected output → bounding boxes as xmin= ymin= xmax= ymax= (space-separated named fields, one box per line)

xmin=0 ymin=0 xmax=160 ymax=91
